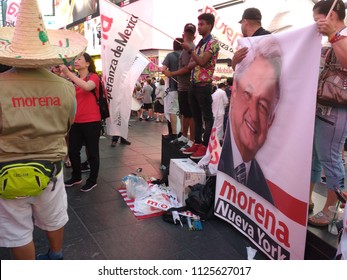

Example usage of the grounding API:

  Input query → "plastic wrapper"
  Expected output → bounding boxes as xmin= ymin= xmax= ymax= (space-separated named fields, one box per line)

xmin=134 ymin=184 xmax=179 ymax=215
xmin=121 ymin=174 xmax=149 ymax=199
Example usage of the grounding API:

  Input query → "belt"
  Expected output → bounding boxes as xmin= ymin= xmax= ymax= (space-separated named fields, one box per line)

xmin=0 ymin=159 xmax=62 ymax=175
xmin=192 ymin=82 xmax=212 ymax=87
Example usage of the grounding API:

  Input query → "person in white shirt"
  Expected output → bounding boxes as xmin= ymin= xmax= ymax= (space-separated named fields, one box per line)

xmin=212 ymin=82 xmax=228 ymax=141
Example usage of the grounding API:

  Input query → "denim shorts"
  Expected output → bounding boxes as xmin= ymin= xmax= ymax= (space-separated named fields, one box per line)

xmin=311 ymin=105 xmax=347 ymax=190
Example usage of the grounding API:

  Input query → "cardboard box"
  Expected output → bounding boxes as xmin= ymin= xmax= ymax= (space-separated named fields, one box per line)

xmin=168 ymin=158 xmax=206 ymax=205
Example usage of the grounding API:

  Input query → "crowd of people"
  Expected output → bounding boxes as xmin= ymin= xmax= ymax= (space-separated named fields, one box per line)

xmin=0 ymin=0 xmax=346 ymax=260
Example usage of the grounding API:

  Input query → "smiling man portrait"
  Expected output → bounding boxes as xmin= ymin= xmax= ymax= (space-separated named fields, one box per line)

xmin=218 ymin=35 xmax=282 ymax=205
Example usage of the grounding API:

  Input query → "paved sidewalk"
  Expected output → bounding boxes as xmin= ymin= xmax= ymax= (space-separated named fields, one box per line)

xmin=4 ymin=115 xmax=343 ymax=260
xmin=0 ymin=116 xmax=271 ymax=260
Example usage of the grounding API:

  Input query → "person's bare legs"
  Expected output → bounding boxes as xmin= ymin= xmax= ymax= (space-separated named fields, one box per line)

xmin=148 ymin=108 xmax=153 ymax=118
xmin=310 ymin=182 xmax=337 ymax=212
xmin=46 ymin=227 xmax=64 ymax=254
xmin=11 ymin=241 xmax=35 ymax=260
xmin=321 ymin=189 xmax=338 ymax=215
xmin=182 ymin=116 xmax=189 ymax=138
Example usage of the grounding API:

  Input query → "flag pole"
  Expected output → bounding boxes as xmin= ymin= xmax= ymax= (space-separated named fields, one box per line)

xmin=148 ymin=60 xmax=178 ymax=83
xmin=327 ymin=0 xmax=338 ymax=18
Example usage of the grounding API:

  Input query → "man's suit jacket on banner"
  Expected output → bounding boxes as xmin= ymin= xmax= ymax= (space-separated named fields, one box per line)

xmin=218 ymin=124 xmax=274 ymax=205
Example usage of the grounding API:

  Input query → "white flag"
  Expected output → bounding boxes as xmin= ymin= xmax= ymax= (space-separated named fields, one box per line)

xmin=105 ymin=52 xmax=149 ymax=138
xmin=100 ymin=0 xmax=149 ymax=138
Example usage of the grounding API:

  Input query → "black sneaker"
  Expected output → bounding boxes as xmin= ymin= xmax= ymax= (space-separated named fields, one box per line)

xmin=65 ymin=178 xmax=82 ymax=187
xmin=170 ymin=137 xmax=188 ymax=146
xmin=120 ymin=139 xmax=131 ymax=145
xmin=81 ymin=161 xmax=90 ymax=173
xmin=80 ymin=181 xmax=97 ymax=192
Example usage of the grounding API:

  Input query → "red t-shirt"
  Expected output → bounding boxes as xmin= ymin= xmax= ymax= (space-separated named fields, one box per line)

xmin=74 ymin=73 xmax=101 ymax=123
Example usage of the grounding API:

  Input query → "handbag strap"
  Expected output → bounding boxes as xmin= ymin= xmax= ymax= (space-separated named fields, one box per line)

xmin=324 ymin=48 xmax=347 ymax=74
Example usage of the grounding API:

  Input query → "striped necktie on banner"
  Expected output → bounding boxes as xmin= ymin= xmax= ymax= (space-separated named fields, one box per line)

xmin=235 ymin=162 xmax=246 ymax=185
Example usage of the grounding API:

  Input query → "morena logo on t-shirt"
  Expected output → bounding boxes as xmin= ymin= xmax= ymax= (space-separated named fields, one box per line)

xmin=11 ymin=97 xmax=61 ymax=108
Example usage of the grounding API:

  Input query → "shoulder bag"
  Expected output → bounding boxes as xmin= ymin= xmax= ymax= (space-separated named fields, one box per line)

xmin=317 ymin=49 xmax=347 ymax=106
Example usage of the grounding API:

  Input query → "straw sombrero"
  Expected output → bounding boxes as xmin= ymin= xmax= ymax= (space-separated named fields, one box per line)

xmin=0 ymin=0 xmax=87 ymax=68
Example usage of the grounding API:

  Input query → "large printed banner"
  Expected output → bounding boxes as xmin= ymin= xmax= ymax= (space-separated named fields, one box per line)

xmin=100 ymin=0 xmax=149 ymax=138
xmin=215 ymin=24 xmax=321 ymax=259
xmin=105 ymin=51 xmax=149 ymax=138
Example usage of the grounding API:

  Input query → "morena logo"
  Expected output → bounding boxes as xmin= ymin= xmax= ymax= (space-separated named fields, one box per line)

xmin=12 ymin=97 xmax=61 ymax=107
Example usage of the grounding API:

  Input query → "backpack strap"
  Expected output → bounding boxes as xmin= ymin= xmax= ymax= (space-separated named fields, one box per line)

xmin=86 ymin=73 xmax=101 ymax=105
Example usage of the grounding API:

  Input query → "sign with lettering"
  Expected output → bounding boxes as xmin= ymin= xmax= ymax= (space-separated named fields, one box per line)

xmin=202 ymin=5 xmax=242 ymax=59
xmin=216 ymin=24 xmax=321 ymax=259
xmin=100 ymin=0 xmax=149 ymax=138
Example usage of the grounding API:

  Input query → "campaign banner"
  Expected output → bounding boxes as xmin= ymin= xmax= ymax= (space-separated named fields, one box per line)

xmin=4 ymin=0 xmax=20 ymax=27
xmin=100 ymin=0 xmax=149 ymax=138
xmin=215 ymin=24 xmax=321 ymax=259
xmin=201 ymin=5 xmax=242 ymax=59
xmin=105 ymin=52 xmax=149 ymax=138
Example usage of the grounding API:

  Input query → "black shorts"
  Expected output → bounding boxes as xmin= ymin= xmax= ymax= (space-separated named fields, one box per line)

xmin=143 ymin=103 xmax=152 ymax=110
xmin=154 ymin=100 xmax=164 ymax=113
xmin=178 ymin=90 xmax=192 ymax=118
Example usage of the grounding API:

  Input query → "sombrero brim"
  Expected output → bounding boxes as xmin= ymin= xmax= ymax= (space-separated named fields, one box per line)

xmin=0 ymin=29 xmax=87 ymax=68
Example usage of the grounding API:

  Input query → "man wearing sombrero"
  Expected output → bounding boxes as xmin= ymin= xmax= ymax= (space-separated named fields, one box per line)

xmin=0 ymin=0 xmax=87 ymax=260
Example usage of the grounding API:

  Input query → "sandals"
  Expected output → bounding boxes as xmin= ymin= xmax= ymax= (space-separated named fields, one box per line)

xmin=308 ymin=211 xmax=331 ymax=227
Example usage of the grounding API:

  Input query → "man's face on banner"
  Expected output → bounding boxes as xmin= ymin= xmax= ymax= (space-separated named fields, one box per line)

xmin=231 ymin=56 xmax=277 ymax=162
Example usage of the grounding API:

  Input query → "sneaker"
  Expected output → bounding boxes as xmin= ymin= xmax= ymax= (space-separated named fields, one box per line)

xmin=81 ymin=161 xmax=90 ymax=173
xmin=36 ymin=250 xmax=63 ymax=260
xmin=182 ymin=143 xmax=200 ymax=155
xmin=170 ymin=136 xmax=188 ymax=145
xmin=80 ymin=181 xmax=97 ymax=192
xmin=190 ymin=145 xmax=207 ymax=159
xmin=120 ymin=139 xmax=131 ymax=145
xmin=180 ymin=141 xmax=193 ymax=151
xmin=65 ymin=177 xmax=82 ymax=187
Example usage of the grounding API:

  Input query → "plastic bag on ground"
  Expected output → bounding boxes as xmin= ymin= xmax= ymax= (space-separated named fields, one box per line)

xmin=134 ymin=184 xmax=180 ymax=215
xmin=122 ymin=174 xmax=149 ymax=199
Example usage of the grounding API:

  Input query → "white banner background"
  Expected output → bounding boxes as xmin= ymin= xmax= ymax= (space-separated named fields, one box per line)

xmin=105 ymin=52 xmax=149 ymax=139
